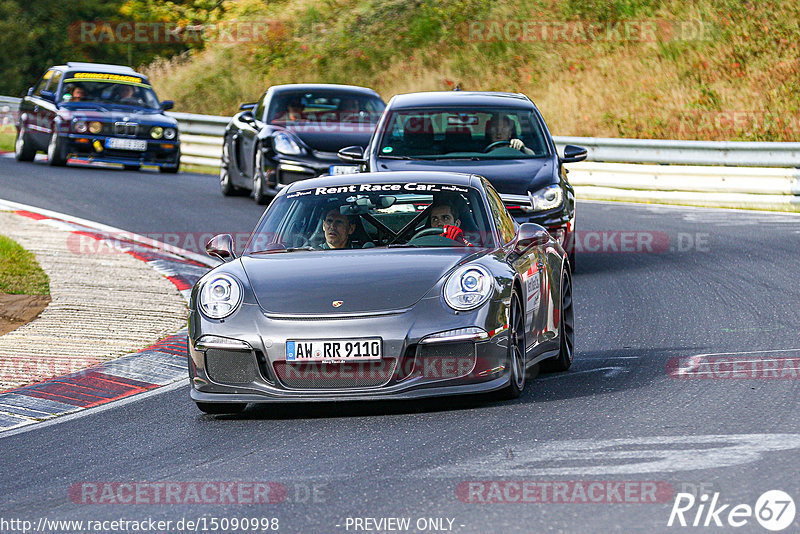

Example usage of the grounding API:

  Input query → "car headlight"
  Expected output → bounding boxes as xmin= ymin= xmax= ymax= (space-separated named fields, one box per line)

xmin=163 ymin=127 xmax=176 ymax=140
xmin=528 ymin=184 xmax=564 ymax=211
xmin=273 ymin=132 xmax=303 ymax=155
xmin=150 ymin=126 xmax=164 ymax=139
xmin=88 ymin=121 xmax=102 ymax=134
xmin=199 ymin=274 xmax=243 ymax=319
xmin=444 ymin=265 xmax=493 ymax=311
xmin=73 ymin=120 xmax=87 ymax=133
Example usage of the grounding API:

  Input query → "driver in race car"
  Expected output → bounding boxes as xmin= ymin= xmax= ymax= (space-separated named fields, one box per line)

xmin=486 ymin=114 xmax=535 ymax=155
xmin=429 ymin=200 xmax=472 ymax=246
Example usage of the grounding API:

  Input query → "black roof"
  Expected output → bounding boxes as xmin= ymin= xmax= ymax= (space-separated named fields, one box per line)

xmin=387 ymin=91 xmax=534 ymax=110
xmin=54 ymin=62 xmax=148 ymax=80
xmin=283 ymin=171 xmax=481 ymax=193
xmin=269 ymin=84 xmax=381 ymax=97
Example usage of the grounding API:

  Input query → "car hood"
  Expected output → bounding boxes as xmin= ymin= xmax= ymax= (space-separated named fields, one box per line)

xmin=375 ymin=157 xmax=555 ymax=195
xmin=240 ymin=248 xmax=483 ymax=315
xmin=286 ymin=122 xmax=376 ymax=153
xmin=59 ymin=106 xmax=177 ymax=126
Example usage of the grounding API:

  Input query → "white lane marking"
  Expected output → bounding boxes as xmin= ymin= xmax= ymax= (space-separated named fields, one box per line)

xmin=0 ymin=378 xmax=188 ymax=440
xmin=420 ymin=434 xmax=800 ymax=477
xmin=538 ymin=366 xmax=626 ymax=380
xmin=580 ymin=199 xmax=800 ymax=218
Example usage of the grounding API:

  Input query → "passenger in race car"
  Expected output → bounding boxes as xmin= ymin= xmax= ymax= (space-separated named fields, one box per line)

xmin=321 ymin=208 xmax=356 ymax=249
xmin=429 ymin=200 xmax=472 ymax=246
xmin=63 ymin=85 xmax=86 ymax=102
xmin=485 ymin=114 xmax=535 ymax=155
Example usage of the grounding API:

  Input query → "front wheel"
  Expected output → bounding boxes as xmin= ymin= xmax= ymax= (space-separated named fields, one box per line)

xmin=496 ymin=291 xmax=526 ymax=400
xmin=14 ymin=126 xmax=36 ymax=162
xmin=542 ymin=267 xmax=574 ymax=372
xmin=46 ymin=131 xmax=67 ymax=166
xmin=123 ymin=164 xmax=141 ymax=171
xmin=195 ymin=402 xmax=247 ymax=415
xmin=252 ymin=146 xmax=272 ymax=205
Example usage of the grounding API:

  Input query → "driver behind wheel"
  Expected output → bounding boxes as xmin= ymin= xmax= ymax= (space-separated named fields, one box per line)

xmin=486 ymin=114 xmax=535 ymax=155
xmin=430 ymin=201 xmax=472 ymax=246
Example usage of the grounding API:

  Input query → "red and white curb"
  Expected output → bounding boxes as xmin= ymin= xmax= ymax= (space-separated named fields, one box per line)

xmin=0 ymin=199 xmax=219 ymax=431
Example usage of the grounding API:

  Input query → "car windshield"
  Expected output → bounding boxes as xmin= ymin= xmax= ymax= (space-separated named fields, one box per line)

xmin=59 ymin=80 xmax=161 ymax=110
xmin=268 ymin=91 xmax=385 ymax=124
xmin=245 ymin=182 xmax=496 ymax=253
xmin=378 ymin=108 xmax=549 ymax=159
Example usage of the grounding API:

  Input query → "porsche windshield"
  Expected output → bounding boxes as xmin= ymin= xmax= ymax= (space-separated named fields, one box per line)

xmin=245 ymin=182 xmax=496 ymax=252
xmin=268 ymin=91 xmax=385 ymax=124
xmin=378 ymin=108 xmax=549 ymax=159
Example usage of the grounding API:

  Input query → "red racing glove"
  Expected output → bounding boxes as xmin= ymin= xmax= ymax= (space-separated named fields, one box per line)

xmin=441 ymin=225 xmax=473 ymax=246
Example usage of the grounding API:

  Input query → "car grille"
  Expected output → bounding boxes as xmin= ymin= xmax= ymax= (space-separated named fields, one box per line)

xmin=205 ymin=349 xmax=259 ymax=384
xmin=114 ymin=122 xmax=138 ymax=137
xmin=273 ymin=359 xmax=397 ymax=389
xmin=415 ymin=342 xmax=477 ymax=379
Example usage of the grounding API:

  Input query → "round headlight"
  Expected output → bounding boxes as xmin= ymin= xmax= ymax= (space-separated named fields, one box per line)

xmin=163 ymin=127 xmax=176 ymax=140
xmin=73 ymin=120 xmax=87 ymax=133
xmin=150 ymin=126 xmax=164 ymax=139
xmin=199 ymin=273 xmax=243 ymax=319
xmin=444 ymin=265 xmax=493 ymax=311
xmin=88 ymin=121 xmax=102 ymax=134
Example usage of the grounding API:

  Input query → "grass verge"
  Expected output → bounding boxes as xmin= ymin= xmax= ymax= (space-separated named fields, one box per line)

xmin=0 ymin=234 xmax=50 ymax=296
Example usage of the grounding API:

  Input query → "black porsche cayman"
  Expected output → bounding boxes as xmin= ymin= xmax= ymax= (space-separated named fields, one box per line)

xmin=189 ymin=171 xmax=574 ymax=413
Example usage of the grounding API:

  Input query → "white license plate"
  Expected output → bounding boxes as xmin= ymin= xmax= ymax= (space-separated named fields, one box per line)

xmin=286 ymin=338 xmax=382 ymax=362
xmin=329 ymin=165 xmax=359 ymax=176
xmin=105 ymin=138 xmax=147 ymax=151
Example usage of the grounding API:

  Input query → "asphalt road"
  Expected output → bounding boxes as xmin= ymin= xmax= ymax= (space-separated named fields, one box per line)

xmin=2 ymin=156 xmax=800 ymax=533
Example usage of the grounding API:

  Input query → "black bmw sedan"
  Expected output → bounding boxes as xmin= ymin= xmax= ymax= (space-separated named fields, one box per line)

xmin=15 ymin=62 xmax=180 ymax=172
xmin=337 ymin=91 xmax=586 ymax=268
xmin=219 ymin=84 xmax=385 ymax=204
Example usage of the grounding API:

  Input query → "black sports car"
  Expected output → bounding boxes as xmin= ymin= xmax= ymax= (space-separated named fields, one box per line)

xmin=14 ymin=62 xmax=180 ymax=172
xmin=219 ymin=84 xmax=385 ymax=204
xmin=337 ymin=91 xmax=586 ymax=268
xmin=189 ymin=171 xmax=574 ymax=414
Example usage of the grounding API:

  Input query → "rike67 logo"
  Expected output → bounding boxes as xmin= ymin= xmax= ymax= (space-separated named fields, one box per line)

xmin=668 ymin=490 xmax=796 ymax=531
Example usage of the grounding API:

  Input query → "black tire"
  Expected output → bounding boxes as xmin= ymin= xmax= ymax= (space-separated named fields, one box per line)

xmin=14 ymin=125 xmax=36 ymax=162
xmin=195 ymin=402 xmax=247 ymax=415
xmin=219 ymin=139 xmax=241 ymax=195
xmin=123 ymin=164 xmax=141 ymax=171
xmin=159 ymin=165 xmax=179 ymax=174
xmin=568 ymin=249 xmax=576 ymax=273
xmin=542 ymin=267 xmax=575 ymax=372
xmin=496 ymin=291 xmax=526 ymax=400
xmin=46 ymin=131 xmax=67 ymax=166
xmin=252 ymin=145 xmax=272 ymax=205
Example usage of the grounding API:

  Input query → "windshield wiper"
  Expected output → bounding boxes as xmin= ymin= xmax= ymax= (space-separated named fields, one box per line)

xmin=251 ymin=245 xmax=316 ymax=254
xmin=379 ymin=155 xmax=419 ymax=160
xmin=387 ymin=243 xmax=422 ymax=248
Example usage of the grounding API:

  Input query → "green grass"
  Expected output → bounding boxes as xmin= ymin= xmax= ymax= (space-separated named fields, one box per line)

xmin=0 ymin=130 xmax=14 ymax=153
xmin=0 ymin=234 xmax=50 ymax=296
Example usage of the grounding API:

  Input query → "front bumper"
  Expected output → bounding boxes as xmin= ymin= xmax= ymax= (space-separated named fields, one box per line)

xmin=61 ymin=134 xmax=180 ymax=167
xmin=273 ymin=151 xmax=356 ymax=183
xmin=188 ymin=297 xmax=513 ymax=403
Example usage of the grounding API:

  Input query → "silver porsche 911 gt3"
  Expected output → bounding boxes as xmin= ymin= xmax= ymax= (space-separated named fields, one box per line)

xmin=188 ymin=171 xmax=574 ymax=413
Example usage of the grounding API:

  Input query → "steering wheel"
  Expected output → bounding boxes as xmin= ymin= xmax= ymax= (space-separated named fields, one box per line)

xmin=410 ymin=227 xmax=444 ymax=241
xmin=484 ymin=140 xmax=511 ymax=152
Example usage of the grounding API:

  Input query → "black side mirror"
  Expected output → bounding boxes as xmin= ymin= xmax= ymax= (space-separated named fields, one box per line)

xmin=161 ymin=100 xmax=174 ymax=111
xmin=338 ymin=145 xmax=366 ymax=163
xmin=27 ymin=87 xmax=34 ymax=96
xmin=514 ymin=223 xmax=550 ymax=253
xmin=39 ymin=90 xmax=55 ymax=103
xmin=206 ymin=234 xmax=236 ymax=261
xmin=239 ymin=102 xmax=256 ymax=111
xmin=562 ymin=144 xmax=587 ymax=163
